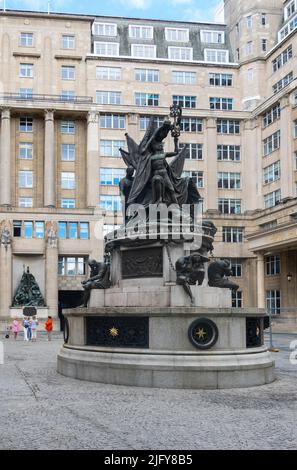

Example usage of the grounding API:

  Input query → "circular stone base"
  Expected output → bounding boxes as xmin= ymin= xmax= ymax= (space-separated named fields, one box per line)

xmin=57 ymin=346 xmax=275 ymax=390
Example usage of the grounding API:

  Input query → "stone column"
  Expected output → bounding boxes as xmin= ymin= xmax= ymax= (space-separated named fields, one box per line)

xmin=45 ymin=222 xmax=58 ymax=319
xmin=87 ymin=111 xmax=100 ymax=208
xmin=205 ymin=117 xmax=218 ymax=211
xmin=0 ymin=108 xmax=11 ymax=206
xmin=280 ymin=96 xmax=293 ymax=199
xmin=44 ymin=110 xmax=56 ymax=208
xmin=0 ymin=224 xmax=12 ymax=320
xmin=256 ymin=254 xmax=265 ymax=309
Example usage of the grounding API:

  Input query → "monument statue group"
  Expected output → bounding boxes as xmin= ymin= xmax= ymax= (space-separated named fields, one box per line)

xmin=58 ymin=104 xmax=275 ymax=390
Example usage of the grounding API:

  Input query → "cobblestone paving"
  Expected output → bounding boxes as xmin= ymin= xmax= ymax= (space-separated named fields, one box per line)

xmin=0 ymin=333 xmax=296 ymax=450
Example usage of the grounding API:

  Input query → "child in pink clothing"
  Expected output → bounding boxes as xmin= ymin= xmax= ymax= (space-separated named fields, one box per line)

xmin=12 ymin=319 xmax=20 ymax=340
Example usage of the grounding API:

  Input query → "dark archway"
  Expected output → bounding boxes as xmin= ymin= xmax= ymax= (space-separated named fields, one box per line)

xmin=58 ymin=290 xmax=84 ymax=331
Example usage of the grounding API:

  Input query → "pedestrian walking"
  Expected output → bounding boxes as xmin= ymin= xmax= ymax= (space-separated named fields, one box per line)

xmin=45 ymin=316 xmax=53 ymax=341
xmin=27 ymin=317 xmax=32 ymax=341
xmin=31 ymin=316 xmax=38 ymax=342
xmin=12 ymin=319 xmax=20 ymax=341
xmin=23 ymin=317 xmax=29 ymax=341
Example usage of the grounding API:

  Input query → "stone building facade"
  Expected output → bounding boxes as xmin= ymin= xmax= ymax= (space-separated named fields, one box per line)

xmin=0 ymin=0 xmax=297 ymax=324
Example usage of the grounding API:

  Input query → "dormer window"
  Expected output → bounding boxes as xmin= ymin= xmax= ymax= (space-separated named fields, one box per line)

xmin=285 ymin=0 xmax=296 ymax=20
xmin=129 ymin=25 xmax=153 ymax=39
xmin=92 ymin=22 xmax=117 ymax=37
xmin=165 ymin=28 xmax=189 ymax=42
xmin=201 ymin=30 xmax=224 ymax=44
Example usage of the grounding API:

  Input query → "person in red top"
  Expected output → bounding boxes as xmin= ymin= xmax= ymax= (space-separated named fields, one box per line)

xmin=45 ymin=316 xmax=53 ymax=341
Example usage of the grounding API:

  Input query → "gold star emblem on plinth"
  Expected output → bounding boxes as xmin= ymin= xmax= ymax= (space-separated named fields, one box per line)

xmin=196 ymin=328 xmax=207 ymax=340
xmin=109 ymin=327 xmax=119 ymax=338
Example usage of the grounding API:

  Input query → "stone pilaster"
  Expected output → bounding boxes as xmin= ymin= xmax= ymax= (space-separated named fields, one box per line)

xmin=257 ymin=253 xmax=265 ymax=309
xmin=205 ymin=117 xmax=218 ymax=211
xmin=0 ymin=108 xmax=11 ymax=206
xmin=45 ymin=222 xmax=58 ymax=318
xmin=0 ymin=223 xmax=12 ymax=319
xmin=280 ymin=96 xmax=293 ymax=199
xmin=44 ymin=110 xmax=56 ymax=208
xmin=87 ymin=111 xmax=100 ymax=208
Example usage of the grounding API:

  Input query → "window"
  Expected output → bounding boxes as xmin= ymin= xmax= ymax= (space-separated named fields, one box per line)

xmin=179 ymin=143 xmax=203 ymax=160
xmin=19 ymin=88 xmax=33 ymax=99
xmin=131 ymin=44 xmax=156 ymax=58
xmin=222 ymin=227 xmax=244 ymax=243
xmin=263 ymin=104 xmax=281 ymax=128
xmin=100 ymin=114 xmax=125 ymax=129
xmin=94 ymin=42 xmax=119 ymax=56
xmin=58 ymin=257 xmax=87 ymax=276
xmin=247 ymin=16 xmax=253 ymax=28
xmin=218 ymin=172 xmax=241 ymax=189
xmin=262 ymin=39 xmax=268 ymax=52
xmin=218 ymin=199 xmax=242 ymax=214
xmin=273 ymin=72 xmax=293 ymax=94
xmin=19 ymin=171 xmax=33 ymax=188
xmin=246 ymin=41 xmax=253 ymax=55
xmin=173 ymin=95 xmax=196 ymax=109
xmin=295 ymin=151 xmax=297 ymax=170
xmin=263 ymin=161 xmax=281 ymax=184
xmin=129 ymin=25 xmax=153 ymax=39
xmin=61 ymin=120 xmax=75 ymax=134
xmin=61 ymin=66 xmax=75 ymax=80
xmin=19 ymin=198 xmax=33 ymax=208
xmin=100 ymin=195 xmax=122 ymax=212
xmin=61 ymin=144 xmax=75 ymax=162
xmin=266 ymin=290 xmax=281 ymax=315
xmin=61 ymin=199 xmax=75 ymax=209
xmin=139 ymin=116 xmax=165 ymax=131
xmin=232 ymin=291 xmax=243 ymax=308
xmin=272 ymin=46 xmax=293 ymax=72
xmin=201 ymin=30 xmax=224 ymax=44
xmin=263 ymin=130 xmax=281 ymax=156
xmin=20 ymin=32 xmax=33 ymax=47
xmin=104 ymin=224 xmax=121 ymax=236
xmin=217 ymin=145 xmax=241 ymax=161
xmin=135 ymin=93 xmax=159 ymax=107
xmin=294 ymin=120 xmax=297 ymax=138
xmin=217 ymin=119 xmax=240 ymax=134
xmin=13 ymin=221 xmax=44 ymax=239
xmin=183 ymin=171 xmax=204 ymax=188
xmin=165 ymin=28 xmax=189 ymax=42
xmin=266 ymin=255 xmax=280 ymax=276
xmin=180 ymin=118 xmax=203 ymax=133
xmin=58 ymin=222 xmax=89 ymax=240
xmin=264 ymin=189 xmax=281 ymax=209
xmin=20 ymin=116 xmax=33 ymax=132
xmin=96 ymin=66 xmax=121 ymax=81
xmin=100 ymin=140 xmax=125 ymax=157
xmin=135 ymin=69 xmax=159 ymax=82
xmin=278 ymin=14 xmax=297 ymax=41
xmin=100 ymin=168 xmax=126 ymax=186
xmin=93 ymin=22 xmax=117 ymax=36
xmin=61 ymin=172 xmax=75 ymax=190
xmin=172 ymin=71 xmax=196 ymax=84
xmin=168 ymin=47 xmax=193 ymax=61
xmin=24 ymin=221 xmax=33 ymax=239
xmin=209 ymin=73 xmax=233 ymax=86
xmin=285 ymin=1 xmax=296 ymax=20
xmin=247 ymin=68 xmax=254 ymax=81
xmin=62 ymin=35 xmax=75 ymax=49
xmin=20 ymin=63 xmax=33 ymax=78
xmin=60 ymin=90 xmax=75 ymax=101
xmin=261 ymin=14 xmax=267 ymax=26
xmin=35 ymin=221 xmax=45 ymax=239
xmin=13 ymin=221 xmax=22 ymax=237
xmin=210 ymin=97 xmax=233 ymax=110
xmin=19 ymin=142 xmax=33 ymax=159
xmin=204 ymin=49 xmax=229 ymax=63
xmin=230 ymin=260 xmax=242 ymax=277
xmin=96 ymin=91 xmax=122 ymax=105
xmin=260 ymin=220 xmax=277 ymax=231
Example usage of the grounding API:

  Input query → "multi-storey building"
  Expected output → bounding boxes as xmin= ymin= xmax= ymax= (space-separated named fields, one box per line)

xmin=0 ymin=0 xmax=297 ymax=326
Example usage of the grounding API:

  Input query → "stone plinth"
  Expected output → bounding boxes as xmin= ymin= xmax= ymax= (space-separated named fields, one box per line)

xmin=89 ymin=284 xmax=231 ymax=309
xmin=57 ymin=306 xmax=275 ymax=390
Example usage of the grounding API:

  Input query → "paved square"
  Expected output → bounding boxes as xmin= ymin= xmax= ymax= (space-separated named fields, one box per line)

xmin=0 ymin=333 xmax=296 ymax=450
